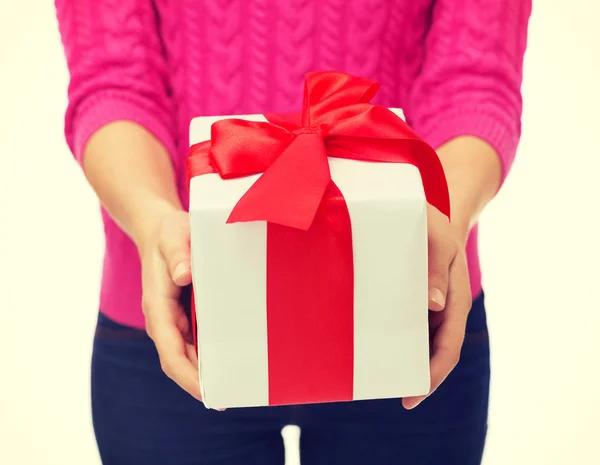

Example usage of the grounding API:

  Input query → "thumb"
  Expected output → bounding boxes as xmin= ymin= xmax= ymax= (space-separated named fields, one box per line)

xmin=428 ymin=237 xmax=454 ymax=312
xmin=159 ymin=229 xmax=192 ymax=288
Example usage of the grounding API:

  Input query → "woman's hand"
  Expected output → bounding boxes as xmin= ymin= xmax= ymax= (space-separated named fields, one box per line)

xmin=402 ymin=204 xmax=472 ymax=410
xmin=400 ymin=136 xmax=503 ymax=409
xmin=138 ymin=207 xmax=202 ymax=401
xmin=80 ymin=122 xmax=202 ymax=400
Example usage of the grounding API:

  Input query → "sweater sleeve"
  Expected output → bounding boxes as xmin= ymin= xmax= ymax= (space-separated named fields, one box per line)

xmin=55 ymin=0 xmax=177 ymax=165
xmin=403 ymin=0 xmax=532 ymax=183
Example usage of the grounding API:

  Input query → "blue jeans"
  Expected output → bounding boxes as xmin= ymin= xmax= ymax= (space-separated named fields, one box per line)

xmin=92 ymin=293 xmax=490 ymax=465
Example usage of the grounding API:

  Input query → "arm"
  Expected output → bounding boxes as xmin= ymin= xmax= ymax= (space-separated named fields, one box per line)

xmin=55 ymin=0 xmax=200 ymax=399
xmin=436 ymin=136 xmax=503 ymax=244
xmin=404 ymin=0 xmax=532 ymax=239
xmin=402 ymin=0 xmax=531 ymax=409
xmin=82 ymin=122 xmax=182 ymax=254
xmin=55 ymin=0 xmax=180 ymax=247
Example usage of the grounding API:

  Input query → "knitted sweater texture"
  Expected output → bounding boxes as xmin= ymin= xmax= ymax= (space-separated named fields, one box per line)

xmin=56 ymin=0 xmax=531 ymax=328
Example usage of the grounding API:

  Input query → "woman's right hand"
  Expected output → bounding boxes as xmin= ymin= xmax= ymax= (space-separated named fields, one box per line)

xmin=138 ymin=207 xmax=202 ymax=401
xmin=75 ymin=119 xmax=203 ymax=399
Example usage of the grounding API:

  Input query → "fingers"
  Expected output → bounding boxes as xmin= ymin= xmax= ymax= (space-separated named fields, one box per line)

xmin=144 ymin=289 xmax=201 ymax=401
xmin=427 ymin=207 xmax=455 ymax=312
xmin=142 ymin=250 xmax=201 ymax=401
xmin=147 ymin=317 xmax=201 ymax=400
xmin=403 ymin=254 xmax=471 ymax=410
xmin=428 ymin=238 xmax=454 ymax=311
xmin=159 ymin=215 xmax=192 ymax=287
xmin=185 ymin=339 xmax=199 ymax=368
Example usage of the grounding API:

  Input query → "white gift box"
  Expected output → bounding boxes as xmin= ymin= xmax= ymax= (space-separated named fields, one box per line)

xmin=188 ymin=110 xmax=430 ymax=410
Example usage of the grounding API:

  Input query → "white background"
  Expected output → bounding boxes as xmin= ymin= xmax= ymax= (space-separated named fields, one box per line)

xmin=0 ymin=2 xmax=599 ymax=464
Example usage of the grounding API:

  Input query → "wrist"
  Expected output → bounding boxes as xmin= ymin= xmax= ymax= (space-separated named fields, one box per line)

xmin=449 ymin=215 xmax=473 ymax=247
xmin=131 ymin=196 xmax=183 ymax=255
xmin=435 ymin=136 xmax=502 ymax=245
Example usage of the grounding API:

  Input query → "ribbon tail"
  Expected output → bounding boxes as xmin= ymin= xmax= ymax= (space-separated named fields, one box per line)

xmin=227 ymin=133 xmax=331 ymax=230
xmin=267 ymin=181 xmax=354 ymax=405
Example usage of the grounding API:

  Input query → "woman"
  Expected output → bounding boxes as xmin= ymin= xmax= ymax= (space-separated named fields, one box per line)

xmin=55 ymin=1 xmax=531 ymax=464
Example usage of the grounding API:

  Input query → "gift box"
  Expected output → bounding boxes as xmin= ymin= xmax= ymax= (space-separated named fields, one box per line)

xmin=187 ymin=72 xmax=450 ymax=409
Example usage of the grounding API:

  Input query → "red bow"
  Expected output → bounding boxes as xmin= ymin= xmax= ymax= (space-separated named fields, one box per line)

xmin=187 ymin=71 xmax=450 ymax=228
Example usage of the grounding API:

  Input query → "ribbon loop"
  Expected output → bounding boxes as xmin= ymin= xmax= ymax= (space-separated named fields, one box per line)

xmin=303 ymin=71 xmax=380 ymax=126
xmin=209 ymin=119 xmax=294 ymax=178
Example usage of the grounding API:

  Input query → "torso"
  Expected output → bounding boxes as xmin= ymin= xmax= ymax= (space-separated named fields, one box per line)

xmin=99 ymin=0 xmax=484 ymax=329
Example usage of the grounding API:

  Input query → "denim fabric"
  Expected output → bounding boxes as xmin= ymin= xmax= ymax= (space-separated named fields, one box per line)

xmin=92 ymin=293 xmax=490 ymax=465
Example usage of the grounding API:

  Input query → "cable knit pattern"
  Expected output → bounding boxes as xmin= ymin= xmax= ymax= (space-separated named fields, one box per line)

xmin=275 ymin=0 xmax=317 ymax=110
xmin=346 ymin=0 xmax=387 ymax=79
xmin=247 ymin=0 xmax=272 ymax=111
xmin=404 ymin=0 xmax=530 ymax=179
xmin=56 ymin=0 xmax=178 ymax=165
xmin=55 ymin=0 xmax=531 ymax=329
xmin=317 ymin=0 xmax=345 ymax=74
xmin=377 ymin=1 xmax=404 ymax=105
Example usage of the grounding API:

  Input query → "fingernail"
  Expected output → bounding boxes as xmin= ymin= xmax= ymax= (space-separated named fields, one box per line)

xmin=173 ymin=262 xmax=190 ymax=281
xmin=429 ymin=288 xmax=445 ymax=308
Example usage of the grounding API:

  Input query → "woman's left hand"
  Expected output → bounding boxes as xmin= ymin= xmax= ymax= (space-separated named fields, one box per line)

xmin=402 ymin=204 xmax=472 ymax=410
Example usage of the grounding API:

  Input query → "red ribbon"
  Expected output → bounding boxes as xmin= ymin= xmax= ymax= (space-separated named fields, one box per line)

xmin=187 ymin=71 xmax=449 ymax=406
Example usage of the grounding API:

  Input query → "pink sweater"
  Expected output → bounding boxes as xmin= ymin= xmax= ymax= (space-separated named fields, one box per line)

xmin=55 ymin=0 xmax=531 ymax=329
